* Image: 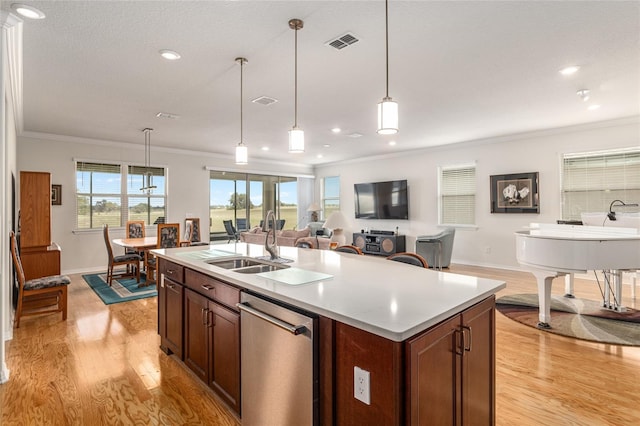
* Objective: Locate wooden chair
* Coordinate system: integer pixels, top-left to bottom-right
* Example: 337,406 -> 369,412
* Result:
296,239 -> 315,249
185,218 -> 209,246
335,245 -> 363,255
103,224 -> 141,286
9,231 -> 71,328
145,223 -> 186,286
386,252 -> 429,268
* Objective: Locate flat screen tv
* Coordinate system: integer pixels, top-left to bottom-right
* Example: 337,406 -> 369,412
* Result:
354,179 -> 408,219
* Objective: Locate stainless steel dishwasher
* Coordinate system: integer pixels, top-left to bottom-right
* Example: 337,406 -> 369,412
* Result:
238,292 -> 318,426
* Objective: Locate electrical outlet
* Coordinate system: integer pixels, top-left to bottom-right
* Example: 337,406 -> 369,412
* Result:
354,366 -> 371,405
484,246 -> 491,254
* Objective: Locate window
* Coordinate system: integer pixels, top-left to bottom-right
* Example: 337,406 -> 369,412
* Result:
562,148 -> 640,221
209,171 -> 297,233
75,161 -> 166,229
438,164 -> 476,226
322,176 -> 340,220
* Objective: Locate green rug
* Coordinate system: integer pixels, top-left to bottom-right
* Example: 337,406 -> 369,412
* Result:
82,272 -> 157,305
496,294 -> 640,346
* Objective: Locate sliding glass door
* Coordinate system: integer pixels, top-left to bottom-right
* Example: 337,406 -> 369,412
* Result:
209,171 -> 297,234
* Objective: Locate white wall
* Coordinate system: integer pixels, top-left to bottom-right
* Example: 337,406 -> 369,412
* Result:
314,117 -> 640,270
17,134 -> 313,274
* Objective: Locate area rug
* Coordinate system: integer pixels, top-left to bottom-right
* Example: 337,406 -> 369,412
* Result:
496,294 -> 640,346
82,273 -> 157,305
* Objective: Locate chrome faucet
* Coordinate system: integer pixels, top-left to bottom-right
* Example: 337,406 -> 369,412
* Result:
262,210 -> 278,260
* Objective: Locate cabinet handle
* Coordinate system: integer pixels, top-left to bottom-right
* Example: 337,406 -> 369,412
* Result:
454,328 -> 464,356
166,269 -> 175,275
209,310 -> 215,327
462,325 -> 472,353
201,284 -> 215,292
201,308 -> 209,326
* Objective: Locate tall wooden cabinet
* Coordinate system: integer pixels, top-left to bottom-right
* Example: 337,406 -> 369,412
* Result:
19,171 -> 61,280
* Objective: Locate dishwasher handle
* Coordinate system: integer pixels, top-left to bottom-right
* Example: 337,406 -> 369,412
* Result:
237,302 -> 307,336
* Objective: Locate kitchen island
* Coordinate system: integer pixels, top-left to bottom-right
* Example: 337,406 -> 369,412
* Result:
153,242 -> 505,425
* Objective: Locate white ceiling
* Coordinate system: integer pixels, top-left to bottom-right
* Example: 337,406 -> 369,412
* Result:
5,1 -> 640,165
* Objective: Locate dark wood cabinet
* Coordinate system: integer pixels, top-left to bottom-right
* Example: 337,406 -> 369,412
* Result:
333,296 -> 495,426
182,271 -> 241,414
406,296 -> 495,425
158,260 -> 184,357
20,171 -> 61,280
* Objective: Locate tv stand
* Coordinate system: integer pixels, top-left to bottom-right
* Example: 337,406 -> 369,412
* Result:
353,232 -> 405,256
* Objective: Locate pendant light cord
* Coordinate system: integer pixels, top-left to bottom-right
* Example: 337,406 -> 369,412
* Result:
240,59 -> 244,143
385,0 -> 389,99
294,25 -> 298,127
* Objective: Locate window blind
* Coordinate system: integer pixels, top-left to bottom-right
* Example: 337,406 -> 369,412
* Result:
562,149 -> 640,220
439,165 -> 476,225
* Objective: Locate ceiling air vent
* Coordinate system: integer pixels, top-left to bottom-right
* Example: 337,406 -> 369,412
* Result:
325,32 -> 360,50
252,96 -> 278,106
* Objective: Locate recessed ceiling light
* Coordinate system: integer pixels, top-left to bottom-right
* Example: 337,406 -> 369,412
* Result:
12,3 -> 45,19
559,65 -> 580,76
261,146 -> 270,151
388,141 -> 397,146
588,104 -> 601,111
156,112 -> 180,119
347,132 -> 363,138
576,89 -> 590,102
323,144 -> 331,148
331,128 -> 341,133
159,50 -> 181,60
317,154 -> 323,159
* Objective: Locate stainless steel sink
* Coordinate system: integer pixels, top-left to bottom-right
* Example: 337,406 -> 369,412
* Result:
233,264 -> 290,274
206,256 -> 290,274
206,257 -> 262,269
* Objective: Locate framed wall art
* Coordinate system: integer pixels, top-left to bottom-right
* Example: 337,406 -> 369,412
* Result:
51,184 -> 62,205
490,172 -> 539,213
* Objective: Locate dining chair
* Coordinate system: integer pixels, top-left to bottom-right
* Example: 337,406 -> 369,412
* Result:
223,220 -> 239,242
145,223 -> 184,286
335,245 -> 363,255
125,220 -> 146,269
236,218 -> 248,232
296,240 -> 315,249
103,224 -> 141,286
9,231 -> 71,328
386,252 -> 429,268
185,218 -> 209,246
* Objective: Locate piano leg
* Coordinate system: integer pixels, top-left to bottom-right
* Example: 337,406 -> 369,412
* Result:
564,274 -> 575,298
602,270 -> 626,312
533,271 -> 559,329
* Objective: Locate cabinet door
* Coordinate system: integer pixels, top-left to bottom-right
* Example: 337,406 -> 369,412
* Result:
460,296 -> 495,425
407,314 -> 461,426
20,171 -> 51,249
209,302 -> 241,414
160,277 -> 184,358
184,289 -> 210,383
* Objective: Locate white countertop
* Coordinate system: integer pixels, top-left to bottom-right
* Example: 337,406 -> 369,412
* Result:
153,243 -> 506,342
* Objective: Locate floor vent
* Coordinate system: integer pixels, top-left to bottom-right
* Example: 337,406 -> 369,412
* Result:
325,32 -> 360,50
252,96 -> 278,106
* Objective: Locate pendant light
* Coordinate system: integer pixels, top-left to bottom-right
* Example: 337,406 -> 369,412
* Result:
377,0 -> 398,135
288,18 -> 304,153
140,128 -> 157,194
235,57 -> 248,165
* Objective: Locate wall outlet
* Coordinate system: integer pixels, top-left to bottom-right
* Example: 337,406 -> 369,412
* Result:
186,212 -> 193,218
484,246 -> 491,254
354,366 -> 371,405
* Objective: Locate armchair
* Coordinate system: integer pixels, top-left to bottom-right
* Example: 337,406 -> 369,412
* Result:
223,220 -> 240,242
416,227 -> 455,269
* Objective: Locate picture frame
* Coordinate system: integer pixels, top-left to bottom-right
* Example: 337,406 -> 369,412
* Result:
490,172 -> 539,213
51,184 -> 62,206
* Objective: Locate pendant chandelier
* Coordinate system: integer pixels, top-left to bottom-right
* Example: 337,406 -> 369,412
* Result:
377,0 -> 398,135
140,128 -> 157,194
235,57 -> 248,165
288,18 -> 304,153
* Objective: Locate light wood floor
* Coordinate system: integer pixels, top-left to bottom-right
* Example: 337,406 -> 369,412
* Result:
1,265 -> 639,425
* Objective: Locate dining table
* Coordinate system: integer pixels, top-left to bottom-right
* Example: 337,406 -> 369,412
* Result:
112,237 -> 158,251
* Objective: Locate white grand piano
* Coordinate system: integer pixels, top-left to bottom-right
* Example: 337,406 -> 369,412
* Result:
515,223 -> 640,328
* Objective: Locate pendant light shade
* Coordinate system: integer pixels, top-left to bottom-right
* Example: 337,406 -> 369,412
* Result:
140,128 -> 157,194
288,19 -> 304,153
377,0 -> 398,135
235,57 -> 248,165
377,97 -> 398,135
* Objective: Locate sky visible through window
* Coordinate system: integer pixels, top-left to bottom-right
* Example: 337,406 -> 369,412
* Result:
210,180 -> 297,206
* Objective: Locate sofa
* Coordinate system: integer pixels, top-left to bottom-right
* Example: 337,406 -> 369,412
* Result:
240,226 -> 311,247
